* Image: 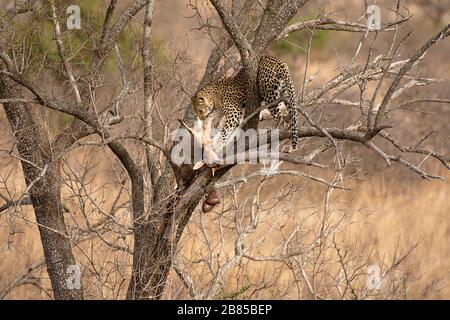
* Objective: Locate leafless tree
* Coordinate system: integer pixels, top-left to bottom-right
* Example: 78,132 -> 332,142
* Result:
0,0 -> 448,299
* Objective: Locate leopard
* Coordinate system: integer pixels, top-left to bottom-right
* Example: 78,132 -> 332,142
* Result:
191,68 -> 246,147
191,55 -> 299,149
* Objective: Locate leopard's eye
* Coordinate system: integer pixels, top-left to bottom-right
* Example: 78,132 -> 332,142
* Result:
198,97 -> 204,102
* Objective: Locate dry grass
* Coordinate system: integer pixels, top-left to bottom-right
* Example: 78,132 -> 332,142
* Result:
0,0 -> 448,300
168,168 -> 450,299
1,162 -> 448,299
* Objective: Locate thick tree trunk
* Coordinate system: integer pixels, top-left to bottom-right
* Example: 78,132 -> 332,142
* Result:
125,162 -> 230,299
126,224 -> 174,300
126,166 -> 183,300
0,75 -> 83,299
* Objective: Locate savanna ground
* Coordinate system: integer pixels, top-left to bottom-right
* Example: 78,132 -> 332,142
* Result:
0,0 -> 449,299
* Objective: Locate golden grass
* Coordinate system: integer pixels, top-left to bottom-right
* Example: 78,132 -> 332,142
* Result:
0,159 -> 448,299
173,171 -> 450,299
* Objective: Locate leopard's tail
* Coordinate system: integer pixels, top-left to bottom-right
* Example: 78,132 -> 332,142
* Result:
285,79 -> 298,149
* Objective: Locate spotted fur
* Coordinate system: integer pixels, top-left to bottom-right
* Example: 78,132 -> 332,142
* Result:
192,56 -> 299,148
257,56 -> 298,149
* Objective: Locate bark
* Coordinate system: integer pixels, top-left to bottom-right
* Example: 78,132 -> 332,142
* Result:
124,0 -> 309,299
0,75 -> 83,299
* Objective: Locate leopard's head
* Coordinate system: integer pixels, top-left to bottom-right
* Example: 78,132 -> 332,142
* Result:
192,91 -> 214,120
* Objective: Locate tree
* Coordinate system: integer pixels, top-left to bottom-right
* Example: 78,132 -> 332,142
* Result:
0,0 -> 448,299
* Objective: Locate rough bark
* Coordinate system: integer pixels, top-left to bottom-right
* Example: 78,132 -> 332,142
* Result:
0,74 -> 83,299
124,0 -> 309,299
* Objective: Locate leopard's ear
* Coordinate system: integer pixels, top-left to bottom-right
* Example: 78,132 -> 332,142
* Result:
191,94 -> 195,105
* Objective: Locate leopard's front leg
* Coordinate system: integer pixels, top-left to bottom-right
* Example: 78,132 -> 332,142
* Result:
219,108 -> 243,147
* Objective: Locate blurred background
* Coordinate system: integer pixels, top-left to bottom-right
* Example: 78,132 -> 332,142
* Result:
0,0 -> 448,299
